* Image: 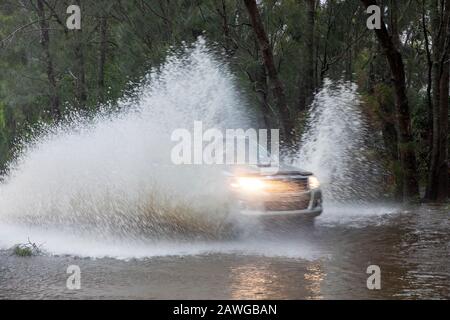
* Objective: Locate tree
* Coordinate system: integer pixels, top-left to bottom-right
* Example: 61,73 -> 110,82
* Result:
421,0 -> 433,156
426,0 -> 450,202
361,0 -> 419,201
36,0 -> 61,120
298,0 -> 316,112
243,0 -> 296,148
97,7 -> 108,103
72,0 -> 87,110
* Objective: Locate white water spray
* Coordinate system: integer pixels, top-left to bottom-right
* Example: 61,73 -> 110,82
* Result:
296,79 -> 385,201
0,42 -> 394,259
0,38 -> 251,242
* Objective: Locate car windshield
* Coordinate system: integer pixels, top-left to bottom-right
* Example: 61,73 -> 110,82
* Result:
223,136 -> 273,166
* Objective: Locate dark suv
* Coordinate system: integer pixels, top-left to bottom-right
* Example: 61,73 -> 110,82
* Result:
225,163 -> 323,219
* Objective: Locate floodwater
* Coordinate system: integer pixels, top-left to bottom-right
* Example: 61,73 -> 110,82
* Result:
0,204 -> 448,300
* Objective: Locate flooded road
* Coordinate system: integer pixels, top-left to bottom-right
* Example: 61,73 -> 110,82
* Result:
0,204 -> 448,300
2,47 -> 438,300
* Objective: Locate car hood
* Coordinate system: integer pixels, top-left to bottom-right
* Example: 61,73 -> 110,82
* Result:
225,163 -> 313,177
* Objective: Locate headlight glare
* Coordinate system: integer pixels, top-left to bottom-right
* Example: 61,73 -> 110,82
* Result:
231,177 -> 266,192
308,176 -> 320,189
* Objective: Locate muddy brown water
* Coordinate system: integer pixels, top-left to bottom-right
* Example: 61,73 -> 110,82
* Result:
0,204 -> 448,299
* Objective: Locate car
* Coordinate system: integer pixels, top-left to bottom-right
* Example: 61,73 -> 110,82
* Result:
224,163 -> 323,221
219,134 -> 323,223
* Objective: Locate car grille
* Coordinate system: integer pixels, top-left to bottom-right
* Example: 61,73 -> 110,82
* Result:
264,195 -> 311,211
264,178 -> 309,193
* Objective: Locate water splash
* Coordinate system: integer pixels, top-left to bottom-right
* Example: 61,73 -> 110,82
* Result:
0,43 -> 395,259
295,79 -> 385,201
0,38 -> 251,242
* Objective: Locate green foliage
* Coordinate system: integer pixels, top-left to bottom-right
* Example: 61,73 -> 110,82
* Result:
11,239 -> 43,257
13,245 -> 33,257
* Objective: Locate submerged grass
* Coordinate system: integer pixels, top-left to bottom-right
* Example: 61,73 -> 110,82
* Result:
11,238 -> 43,257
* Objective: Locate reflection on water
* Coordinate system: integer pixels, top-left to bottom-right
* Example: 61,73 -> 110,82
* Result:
304,263 -> 325,300
230,263 -> 281,299
393,205 -> 450,299
0,204 -> 448,299
230,260 -> 326,300
229,260 -> 326,300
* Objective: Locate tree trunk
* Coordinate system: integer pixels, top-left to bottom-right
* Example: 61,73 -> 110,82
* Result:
426,0 -> 450,202
361,0 -> 419,201
421,0 -> 434,159
298,0 -> 316,112
369,40 -> 403,199
243,0 -> 296,147
36,0 -> 61,120
217,0 -> 236,55
98,14 -> 108,103
73,0 -> 87,111
255,62 -> 272,130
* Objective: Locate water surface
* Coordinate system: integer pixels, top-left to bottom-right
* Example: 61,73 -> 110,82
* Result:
1,205 -> 448,299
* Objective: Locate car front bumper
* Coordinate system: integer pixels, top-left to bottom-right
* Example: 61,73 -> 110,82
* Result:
235,189 -> 323,219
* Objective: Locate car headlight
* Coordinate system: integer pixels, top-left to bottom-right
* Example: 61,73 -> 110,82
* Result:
230,177 -> 266,192
308,176 -> 320,189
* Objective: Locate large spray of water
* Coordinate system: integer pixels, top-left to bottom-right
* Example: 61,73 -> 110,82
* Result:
0,40 -> 393,258
295,80 -> 385,201
0,38 -> 251,241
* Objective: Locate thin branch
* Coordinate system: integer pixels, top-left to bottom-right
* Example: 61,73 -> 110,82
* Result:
0,19 -> 40,46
